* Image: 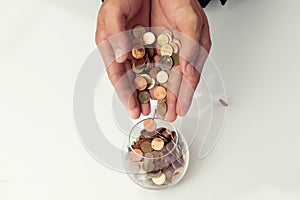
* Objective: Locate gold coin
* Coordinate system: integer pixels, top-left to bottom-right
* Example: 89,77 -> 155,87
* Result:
162,29 -> 173,41
152,173 -> 166,185
132,46 -> 146,59
153,86 -> 167,100
132,25 -> 146,38
134,76 -> 148,91
151,137 -> 164,151
171,53 -> 180,66
141,141 -> 153,153
143,118 -> 157,132
143,32 -> 156,45
156,70 -> 169,84
139,91 -> 150,103
160,44 -> 173,56
157,101 -> 167,116
157,33 -> 170,46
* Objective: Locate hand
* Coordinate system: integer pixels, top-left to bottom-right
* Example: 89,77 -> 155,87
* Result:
95,0 -> 151,119
151,0 -> 212,122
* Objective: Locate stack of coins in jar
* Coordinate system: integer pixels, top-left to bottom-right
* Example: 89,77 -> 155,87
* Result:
124,118 -> 189,189
130,25 -> 181,117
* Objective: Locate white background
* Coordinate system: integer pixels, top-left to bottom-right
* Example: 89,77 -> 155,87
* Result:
1,0 -> 300,199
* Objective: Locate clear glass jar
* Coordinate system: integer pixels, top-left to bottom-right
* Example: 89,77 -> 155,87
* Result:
123,118 -> 189,189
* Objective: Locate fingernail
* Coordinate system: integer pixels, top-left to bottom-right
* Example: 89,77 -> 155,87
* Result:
115,48 -> 124,63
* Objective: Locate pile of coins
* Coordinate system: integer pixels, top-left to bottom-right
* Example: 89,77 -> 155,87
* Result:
124,118 -> 188,188
131,25 -> 181,116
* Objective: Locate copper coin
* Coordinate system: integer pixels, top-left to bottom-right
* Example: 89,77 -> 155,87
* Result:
157,33 -> 170,46
132,25 -> 146,38
151,138 -> 164,151
219,99 -> 229,107
143,32 -> 156,45
159,55 -> 173,71
129,149 -> 143,162
156,71 -> 169,84
153,86 -> 167,100
141,141 -> 153,153
138,91 -> 150,103
171,173 -> 181,183
157,101 -> 167,116
149,67 -> 161,79
143,118 -> 157,132
132,46 -> 146,59
135,57 -> 147,67
160,44 -> 173,56
152,173 -> 166,185
134,76 -> 148,91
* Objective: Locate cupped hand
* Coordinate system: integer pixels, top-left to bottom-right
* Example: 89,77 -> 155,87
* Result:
95,0 -> 151,119
151,0 -> 212,122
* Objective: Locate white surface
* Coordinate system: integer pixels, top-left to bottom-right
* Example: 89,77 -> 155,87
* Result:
1,0 -> 300,199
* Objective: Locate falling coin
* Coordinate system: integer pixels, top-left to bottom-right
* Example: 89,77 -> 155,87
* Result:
132,37 -> 144,47
139,91 -> 150,103
153,86 -> 167,100
172,38 -> 182,48
143,118 -> 157,132
140,74 -> 152,85
160,44 -> 173,56
132,25 -> 146,38
156,70 -> 169,84
132,46 -> 146,59
219,99 -> 229,107
147,78 -> 156,90
162,29 -> 173,42
157,33 -> 170,46
134,76 -> 148,91
143,32 -> 156,45
159,55 -> 173,71
151,137 -> 164,151
132,63 -> 145,74
152,173 -> 166,185
170,42 -> 179,54
157,101 -> 167,116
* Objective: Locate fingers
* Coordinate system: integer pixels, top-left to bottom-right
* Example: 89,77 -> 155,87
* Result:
99,2 -> 131,63
165,65 -> 182,122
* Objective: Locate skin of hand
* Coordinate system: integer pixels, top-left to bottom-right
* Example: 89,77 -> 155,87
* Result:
151,0 -> 211,122
95,0 -> 151,119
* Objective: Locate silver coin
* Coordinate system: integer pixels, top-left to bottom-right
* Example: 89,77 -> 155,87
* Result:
159,55 -> 173,71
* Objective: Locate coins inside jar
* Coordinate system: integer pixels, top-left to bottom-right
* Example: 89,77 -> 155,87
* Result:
125,118 -> 188,188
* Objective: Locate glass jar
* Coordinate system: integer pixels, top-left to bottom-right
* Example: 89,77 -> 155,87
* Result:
123,118 -> 189,189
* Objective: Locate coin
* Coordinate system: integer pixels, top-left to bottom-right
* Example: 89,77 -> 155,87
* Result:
151,137 -> 164,151
134,57 -> 147,67
157,33 -> 170,46
143,118 -> 157,132
147,78 -> 156,90
143,32 -> 156,45
162,29 -> 173,42
157,101 -> 167,116
132,37 -> 144,46
140,74 -> 152,85
141,141 -> 153,153
159,55 -> 173,71
149,67 -> 161,79
133,25 -> 146,38
170,42 -> 179,54
144,152 -> 154,159
156,70 -> 169,84
129,149 -> 143,162
134,76 -> 148,91
132,63 -> 145,74
153,86 -> 167,100
132,46 -> 146,59
160,44 -> 173,56
173,167 -> 184,175
152,173 -> 166,185
171,173 -> 181,183
172,38 -> 182,48
171,53 -> 180,66
219,99 -> 229,107
138,91 -> 150,103
142,161 -> 155,172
